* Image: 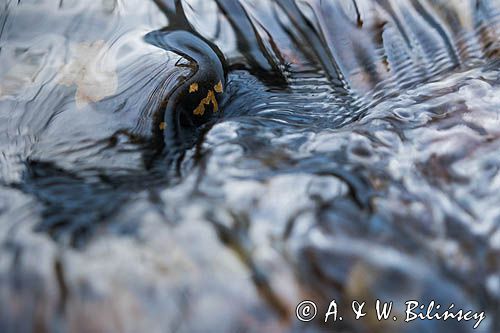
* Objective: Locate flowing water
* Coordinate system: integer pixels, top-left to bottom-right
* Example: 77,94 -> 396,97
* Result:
1,0 -> 500,332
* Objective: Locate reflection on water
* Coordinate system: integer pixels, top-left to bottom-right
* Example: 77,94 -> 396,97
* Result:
0,0 -> 500,332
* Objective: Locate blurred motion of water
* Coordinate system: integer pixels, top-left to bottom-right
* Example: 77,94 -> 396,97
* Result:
0,0 -> 500,332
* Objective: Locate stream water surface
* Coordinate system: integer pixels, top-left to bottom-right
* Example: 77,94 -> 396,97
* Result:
1,0 -> 500,332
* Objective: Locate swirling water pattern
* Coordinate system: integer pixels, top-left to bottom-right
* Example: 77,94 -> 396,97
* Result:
0,0 -> 500,332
